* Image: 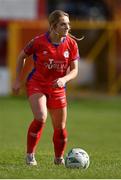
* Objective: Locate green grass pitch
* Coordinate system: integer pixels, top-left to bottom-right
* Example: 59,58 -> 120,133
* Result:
0,95 -> 121,178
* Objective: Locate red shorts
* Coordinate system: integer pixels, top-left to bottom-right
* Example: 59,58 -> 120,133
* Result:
26,79 -> 67,109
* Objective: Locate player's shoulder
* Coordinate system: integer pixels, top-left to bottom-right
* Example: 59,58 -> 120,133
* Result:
33,33 -> 46,43
66,35 -> 78,47
31,33 -> 47,49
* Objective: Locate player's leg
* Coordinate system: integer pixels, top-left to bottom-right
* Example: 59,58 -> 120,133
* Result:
49,107 -> 68,165
26,93 -> 47,165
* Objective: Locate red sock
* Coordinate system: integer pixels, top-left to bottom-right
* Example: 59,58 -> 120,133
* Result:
27,119 -> 45,153
53,128 -> 67,158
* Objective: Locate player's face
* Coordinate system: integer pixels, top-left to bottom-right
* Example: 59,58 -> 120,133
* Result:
55,16 -> 70,37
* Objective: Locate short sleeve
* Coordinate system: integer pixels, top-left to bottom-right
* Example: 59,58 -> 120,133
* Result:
24,39 -> 36,56
71,41 -> 80,61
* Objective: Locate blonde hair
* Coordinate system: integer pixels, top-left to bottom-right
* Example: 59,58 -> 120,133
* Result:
48,10 -> 69,27
48,10 -> 84,41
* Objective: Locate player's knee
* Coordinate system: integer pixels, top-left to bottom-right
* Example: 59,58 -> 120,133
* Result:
53,121 -> 66,129
35,112 -> 47,122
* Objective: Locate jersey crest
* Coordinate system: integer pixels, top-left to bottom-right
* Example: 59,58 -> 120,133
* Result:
63,50 -> 69,58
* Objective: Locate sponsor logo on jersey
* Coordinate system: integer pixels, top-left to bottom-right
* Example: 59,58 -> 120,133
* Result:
44,59 -> 68,71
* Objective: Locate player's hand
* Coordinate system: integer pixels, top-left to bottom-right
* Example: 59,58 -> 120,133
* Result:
12,80 -> 21,95
53,78 -> 66,88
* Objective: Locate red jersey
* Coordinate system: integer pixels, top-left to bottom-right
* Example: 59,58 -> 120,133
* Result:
24,32 -> 79,85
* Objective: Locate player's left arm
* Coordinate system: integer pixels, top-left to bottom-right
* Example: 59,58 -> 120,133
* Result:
64,60 -> 78,82
63,41 -> 79,83
54,60 -> 78,88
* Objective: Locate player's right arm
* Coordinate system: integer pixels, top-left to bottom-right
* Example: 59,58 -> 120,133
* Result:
12,50 -> 28,95
12,38 -> 36,95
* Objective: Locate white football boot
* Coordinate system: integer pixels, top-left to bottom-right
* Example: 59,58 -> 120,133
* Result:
54,157 -> 65,165
26,153 -> 37,166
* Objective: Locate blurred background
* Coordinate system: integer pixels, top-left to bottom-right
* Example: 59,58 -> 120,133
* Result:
0,0 -> 121,96
1,1 -> 121,178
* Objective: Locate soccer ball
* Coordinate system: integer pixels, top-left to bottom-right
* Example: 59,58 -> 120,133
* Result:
65,148 -> 90,169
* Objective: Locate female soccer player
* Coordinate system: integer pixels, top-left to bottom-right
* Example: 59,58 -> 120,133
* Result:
12,10 -> 80,166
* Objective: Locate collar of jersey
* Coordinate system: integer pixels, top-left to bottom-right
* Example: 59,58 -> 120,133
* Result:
45,32 -> 66,47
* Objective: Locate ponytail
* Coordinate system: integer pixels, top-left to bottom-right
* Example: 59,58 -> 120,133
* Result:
68,33 -> 84,41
